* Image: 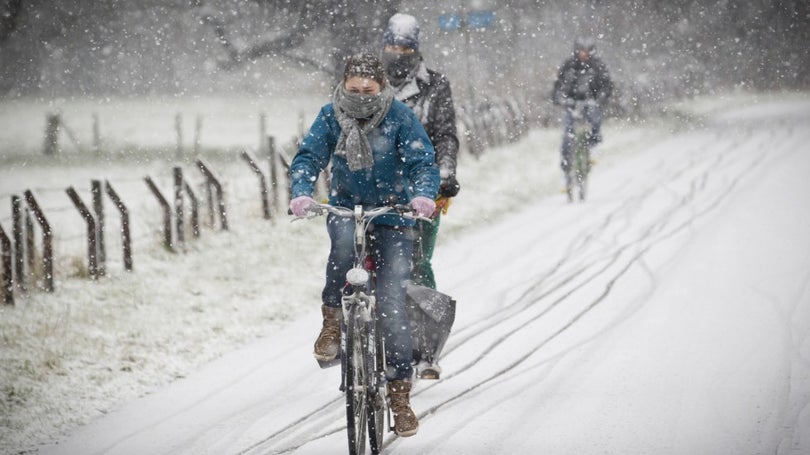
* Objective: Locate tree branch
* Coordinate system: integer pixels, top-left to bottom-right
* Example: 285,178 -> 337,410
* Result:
201,5 -> 329,73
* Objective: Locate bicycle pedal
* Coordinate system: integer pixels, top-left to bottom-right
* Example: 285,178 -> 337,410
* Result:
416,361 -> 442,380
419,370 -> 440,380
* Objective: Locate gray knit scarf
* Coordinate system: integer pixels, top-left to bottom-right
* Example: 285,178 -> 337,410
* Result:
333,84 -> 394,171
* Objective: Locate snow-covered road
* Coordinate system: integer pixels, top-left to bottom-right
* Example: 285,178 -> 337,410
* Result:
36,97 -> 810,454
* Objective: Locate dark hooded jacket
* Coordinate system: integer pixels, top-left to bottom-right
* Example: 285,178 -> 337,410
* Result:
392,61 -> 459,176
552,55 -> 613,105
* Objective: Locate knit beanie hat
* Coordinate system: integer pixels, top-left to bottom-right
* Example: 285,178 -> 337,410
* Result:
383,13 -> 420,51
343,53 -> 387,87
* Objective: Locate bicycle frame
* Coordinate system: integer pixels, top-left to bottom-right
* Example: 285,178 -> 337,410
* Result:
565,101 -> 594,202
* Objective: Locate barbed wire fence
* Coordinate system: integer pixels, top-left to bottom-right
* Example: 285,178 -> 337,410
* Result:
0,136 -> 298,306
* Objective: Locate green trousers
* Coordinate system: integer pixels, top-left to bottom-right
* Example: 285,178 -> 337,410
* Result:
411,215 -> 441,289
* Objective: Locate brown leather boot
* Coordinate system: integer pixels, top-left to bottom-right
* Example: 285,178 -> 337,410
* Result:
387,380 -> 418,437
313,305 -> 341,361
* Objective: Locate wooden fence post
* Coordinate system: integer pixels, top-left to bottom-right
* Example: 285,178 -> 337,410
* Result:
184,180 -> 200,237
173,167 -> 185,247
43,113 -> 59,156
24,210 -> 34,285
10,195 -> 25,293
175,113 -> 183,160
66,187 -> 98,280
93,113 -> 101,155
196,159 -> 228,231
240,150 -> 271,220
104,181 -> 133,271
23,190 -> 54,292
193,114 -> 202,156
0,223 -> 13,305
144,176 -> 173,251
268,136 -> 279,213
91,180 -> 106,276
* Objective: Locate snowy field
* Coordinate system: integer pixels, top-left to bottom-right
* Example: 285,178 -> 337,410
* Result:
2,91 -> 809,454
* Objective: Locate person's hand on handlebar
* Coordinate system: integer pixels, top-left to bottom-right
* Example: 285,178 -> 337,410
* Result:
410,196 -> 436,218
290,196 -> 317,217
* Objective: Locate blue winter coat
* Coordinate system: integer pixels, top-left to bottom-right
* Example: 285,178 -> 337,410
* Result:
290,99 -> 440,226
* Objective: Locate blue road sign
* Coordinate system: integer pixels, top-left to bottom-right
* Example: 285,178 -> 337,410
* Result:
438,13 -> 462,31
467,10 -> 494,29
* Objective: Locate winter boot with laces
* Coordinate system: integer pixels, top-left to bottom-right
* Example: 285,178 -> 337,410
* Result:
313,305 -> 341,361
387,380 -> 419,437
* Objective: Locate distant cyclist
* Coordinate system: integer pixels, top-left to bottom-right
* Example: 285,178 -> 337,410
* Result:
552,37 -> 613,180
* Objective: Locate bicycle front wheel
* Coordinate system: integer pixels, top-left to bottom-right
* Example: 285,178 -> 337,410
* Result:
344,308 -> 368,455
574,131 -> 591,201
366,317 -> 386,454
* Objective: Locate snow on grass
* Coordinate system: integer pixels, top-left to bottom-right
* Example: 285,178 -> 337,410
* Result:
0,94 -> 327,158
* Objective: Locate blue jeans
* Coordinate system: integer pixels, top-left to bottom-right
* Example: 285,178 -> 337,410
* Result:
560,103 -> 603,172
322,214 -> 414,380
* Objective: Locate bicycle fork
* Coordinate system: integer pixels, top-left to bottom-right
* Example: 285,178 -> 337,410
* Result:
339,280 -> 374,393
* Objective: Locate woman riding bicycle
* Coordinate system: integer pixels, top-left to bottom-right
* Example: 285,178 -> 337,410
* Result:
289,53 -> 439,438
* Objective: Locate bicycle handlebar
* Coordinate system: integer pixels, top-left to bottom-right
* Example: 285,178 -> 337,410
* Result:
295,202 -> 433,224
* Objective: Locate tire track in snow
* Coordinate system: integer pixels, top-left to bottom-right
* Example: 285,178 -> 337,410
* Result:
382,124 -> 780,451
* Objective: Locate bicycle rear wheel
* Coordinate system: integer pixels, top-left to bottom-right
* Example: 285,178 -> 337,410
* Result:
344,307 -> 368,455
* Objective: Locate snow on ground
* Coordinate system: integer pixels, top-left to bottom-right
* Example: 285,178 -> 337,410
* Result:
2,91 -> 809,454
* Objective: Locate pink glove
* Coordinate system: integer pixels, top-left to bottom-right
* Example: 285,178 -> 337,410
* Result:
290,196 -> 317,217
410,196 -> 436,218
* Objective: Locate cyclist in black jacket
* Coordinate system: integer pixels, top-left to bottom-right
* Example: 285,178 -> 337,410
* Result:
381,12 -> 460,380
552,37 -> 613,174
